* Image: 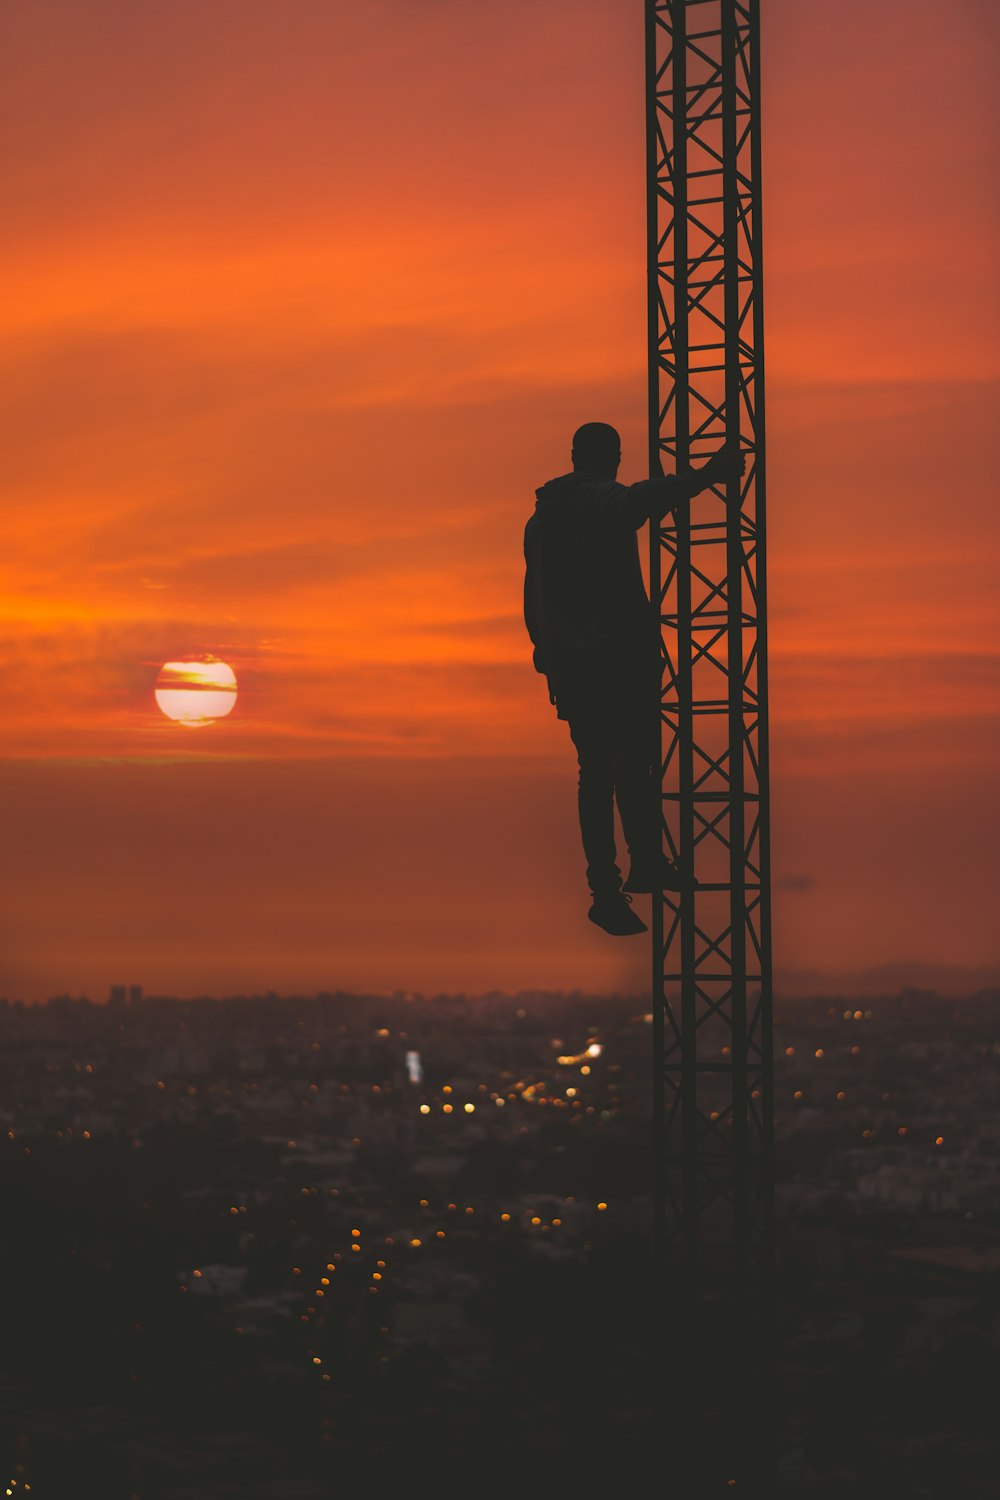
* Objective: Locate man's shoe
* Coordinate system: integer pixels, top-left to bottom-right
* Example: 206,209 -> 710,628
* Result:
622,854 -> 698,893
588,891 -> 648,937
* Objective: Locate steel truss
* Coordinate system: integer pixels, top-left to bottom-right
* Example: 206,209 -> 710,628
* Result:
645,0 -> 773,1291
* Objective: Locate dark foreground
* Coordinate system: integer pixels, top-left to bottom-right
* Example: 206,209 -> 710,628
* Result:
0,988 -> 997,1497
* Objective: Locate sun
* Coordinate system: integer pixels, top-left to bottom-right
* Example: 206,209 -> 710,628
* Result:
154,655 -> 238,727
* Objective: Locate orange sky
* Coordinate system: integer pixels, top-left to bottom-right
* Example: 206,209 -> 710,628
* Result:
2,0 -> 998,1002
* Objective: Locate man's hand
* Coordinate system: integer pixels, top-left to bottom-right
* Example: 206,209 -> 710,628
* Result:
702,444 -> 747,488
654,446 -> 749,517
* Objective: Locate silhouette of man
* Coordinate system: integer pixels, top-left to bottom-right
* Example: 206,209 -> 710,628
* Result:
524,422 -> 745,936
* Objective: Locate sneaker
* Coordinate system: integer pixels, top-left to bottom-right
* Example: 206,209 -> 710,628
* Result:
622,854 -> 698,893
588,891 -> 648,937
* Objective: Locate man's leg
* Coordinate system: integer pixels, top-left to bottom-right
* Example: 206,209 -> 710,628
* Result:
565,703 -> 622,898
612,670 -> 693,891
614,743 -> 658,871
612,669 -> 659,869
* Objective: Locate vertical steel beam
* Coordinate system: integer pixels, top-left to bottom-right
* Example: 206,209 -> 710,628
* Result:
720,0 -> 749,1285
644,0 -> 666,1270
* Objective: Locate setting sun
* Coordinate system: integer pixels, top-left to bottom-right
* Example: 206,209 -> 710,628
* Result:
154,657 -> 238,728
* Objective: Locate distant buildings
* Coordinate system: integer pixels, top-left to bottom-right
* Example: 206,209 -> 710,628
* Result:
108,983 -> 143,1006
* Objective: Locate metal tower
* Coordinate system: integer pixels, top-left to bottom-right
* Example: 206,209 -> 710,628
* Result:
645,0 -> 773,1291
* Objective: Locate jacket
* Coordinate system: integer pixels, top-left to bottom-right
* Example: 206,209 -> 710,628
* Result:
523,470 -> 669,714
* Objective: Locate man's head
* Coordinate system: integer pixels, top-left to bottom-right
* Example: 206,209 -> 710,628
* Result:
571,422 -> 621,480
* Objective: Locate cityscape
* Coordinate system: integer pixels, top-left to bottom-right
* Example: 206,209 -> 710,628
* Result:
0,985 -> 997,1495
4,1 -> 995,1497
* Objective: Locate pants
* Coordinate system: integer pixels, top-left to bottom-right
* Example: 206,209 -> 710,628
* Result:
555,656 -> 657,898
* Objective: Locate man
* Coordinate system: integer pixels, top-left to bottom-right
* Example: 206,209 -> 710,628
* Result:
524,421 -> 745,936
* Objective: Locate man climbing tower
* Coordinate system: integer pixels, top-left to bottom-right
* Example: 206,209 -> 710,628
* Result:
524,422 -> 745,936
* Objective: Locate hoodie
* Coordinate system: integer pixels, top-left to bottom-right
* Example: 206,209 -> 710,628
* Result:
523,471 -> 666,713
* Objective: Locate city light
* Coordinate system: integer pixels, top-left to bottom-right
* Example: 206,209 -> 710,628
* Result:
406,1050 -> 423,1084
556,1042 -> 603,1066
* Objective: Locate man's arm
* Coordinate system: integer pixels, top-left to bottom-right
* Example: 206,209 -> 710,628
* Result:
522,526 -> 548,678
631,445 -> 747,524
